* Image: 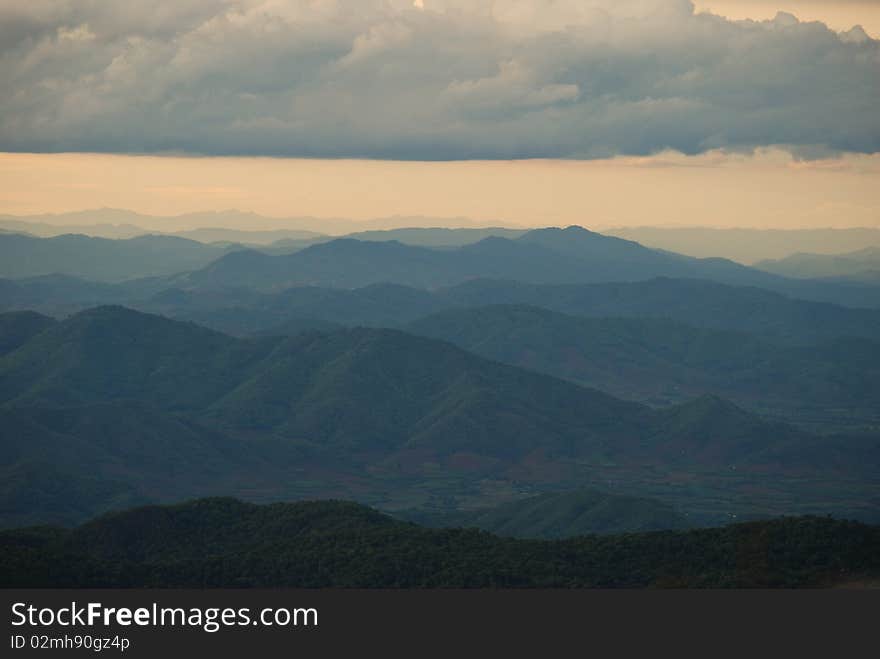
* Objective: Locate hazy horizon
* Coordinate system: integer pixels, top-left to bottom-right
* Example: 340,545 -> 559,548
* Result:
4,203 -> 880,233
1,149 -> 879,231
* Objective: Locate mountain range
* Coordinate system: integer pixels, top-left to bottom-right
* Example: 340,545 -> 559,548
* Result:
6,274 -> 880,347
174,227 -> 880,307
1,306 -> 877,529
4,226 -> 880,308
137,277 -> 880,347
6,210 -> 880,265
4,276 -> 880,431
1,220 -> 877,541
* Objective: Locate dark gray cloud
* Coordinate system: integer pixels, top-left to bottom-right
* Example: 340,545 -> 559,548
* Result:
0,0 -> 877,159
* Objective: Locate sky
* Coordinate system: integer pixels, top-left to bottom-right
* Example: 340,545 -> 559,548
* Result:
694,1 -> 880,36
0,1 -> 878,229
2,149 -> 879,230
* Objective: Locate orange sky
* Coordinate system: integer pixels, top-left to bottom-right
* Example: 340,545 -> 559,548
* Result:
694,1 -> 880,37
1,149 -> 878,230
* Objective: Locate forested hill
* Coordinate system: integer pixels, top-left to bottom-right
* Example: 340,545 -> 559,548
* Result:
1,305 -> 878,530
1,498 -> 877,588
406,304 -> 880,428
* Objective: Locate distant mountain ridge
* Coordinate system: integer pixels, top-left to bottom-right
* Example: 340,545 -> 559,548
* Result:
6,211 -> 880,264
0,208 -> 516,238
175,227 -> 880,308
2,224 -> 879,308
756,247 -> 880,281
0,232 -> 234,281
606,226 -> 880,263
5,274 -> 879,347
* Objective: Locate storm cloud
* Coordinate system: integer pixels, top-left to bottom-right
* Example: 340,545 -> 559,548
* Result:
0,0 -> 877,159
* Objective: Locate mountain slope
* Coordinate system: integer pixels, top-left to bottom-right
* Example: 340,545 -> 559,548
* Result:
0,401 -> 309,527
0,307 -> 642,454
204,326 -> 644,460
0,310 -> 55,356
0,306 -> 280,409
407,304 -> 880,428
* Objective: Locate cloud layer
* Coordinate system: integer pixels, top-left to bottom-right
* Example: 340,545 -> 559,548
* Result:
1,0 -> 878,159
